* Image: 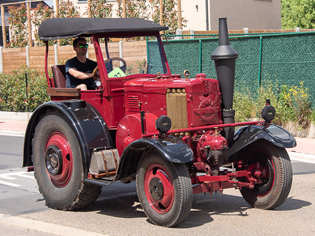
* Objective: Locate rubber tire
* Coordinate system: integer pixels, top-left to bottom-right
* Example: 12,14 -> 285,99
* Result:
33,113 -> 101,210
136,152 -> 193,227
239,140 -> 292,209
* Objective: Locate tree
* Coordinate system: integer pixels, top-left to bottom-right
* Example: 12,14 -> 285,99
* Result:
58,0 -> 81,45
116,0 -> 187,34
116,0 -> 149,19
7,4 -> 28,48
31,3 -> 54,46
6,0 -> 188,47
149,0 -> 187,34
86,0 -> 113,18
281,0 -> 315,29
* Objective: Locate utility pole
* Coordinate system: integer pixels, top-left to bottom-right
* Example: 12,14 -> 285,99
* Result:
54,0 -> 59,17
205,0 -> 209,31
1,5 -> 6,48
178,0 -> 182,29
88,0 -> 91,18
54,0 -> 60,45
160,0 -> 163,26
123,0 -> 126,18
26,1 -> 32,46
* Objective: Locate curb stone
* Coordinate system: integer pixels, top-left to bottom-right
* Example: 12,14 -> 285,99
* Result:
0,111 -> 33,121
288,152 -> 315,164
0,130 -> 25,137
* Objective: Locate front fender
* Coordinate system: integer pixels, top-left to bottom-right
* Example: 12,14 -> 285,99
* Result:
228,124 -> 296,158
115,136 -> 193,181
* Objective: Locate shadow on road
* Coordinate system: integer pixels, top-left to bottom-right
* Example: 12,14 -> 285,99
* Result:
274,196 -> 312,211
78,183 -> 312,229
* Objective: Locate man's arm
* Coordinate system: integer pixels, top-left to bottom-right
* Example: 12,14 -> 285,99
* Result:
68,68 -> 93,80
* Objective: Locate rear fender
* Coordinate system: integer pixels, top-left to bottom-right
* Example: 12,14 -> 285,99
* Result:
23,100 -> 113,176
228,124 -> 296,159
115,136 -> 193,181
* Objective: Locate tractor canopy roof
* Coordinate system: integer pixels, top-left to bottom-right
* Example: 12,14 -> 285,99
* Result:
38,18 -> 168,41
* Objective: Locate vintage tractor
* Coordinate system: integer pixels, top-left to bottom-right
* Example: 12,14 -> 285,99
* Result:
23,18 -> 296,227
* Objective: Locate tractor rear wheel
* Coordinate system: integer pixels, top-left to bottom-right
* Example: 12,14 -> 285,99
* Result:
136,152 -> 193,227
33,113 -> 101,210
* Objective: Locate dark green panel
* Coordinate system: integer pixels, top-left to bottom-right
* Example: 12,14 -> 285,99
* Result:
147,32 -> 315,106
164,40 -> 200,77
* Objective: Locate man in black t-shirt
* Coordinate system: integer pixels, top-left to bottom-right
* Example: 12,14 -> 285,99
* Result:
65,38 -> 97,90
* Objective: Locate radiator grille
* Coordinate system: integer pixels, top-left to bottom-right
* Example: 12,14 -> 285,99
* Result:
128,95 -> 140,112
166,89 -> 188,130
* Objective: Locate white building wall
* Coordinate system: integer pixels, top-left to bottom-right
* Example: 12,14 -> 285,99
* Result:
209,0 -> 281,30
181,0 -> 281,30
74,1 -> 88,16
181,0 -> 208,31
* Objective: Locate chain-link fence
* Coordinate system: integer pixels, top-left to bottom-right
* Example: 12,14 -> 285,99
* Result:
147,32 -> 315,106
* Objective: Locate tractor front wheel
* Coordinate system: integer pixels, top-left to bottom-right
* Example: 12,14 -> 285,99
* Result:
136,152 -> 193,227
239,141 -> 292,209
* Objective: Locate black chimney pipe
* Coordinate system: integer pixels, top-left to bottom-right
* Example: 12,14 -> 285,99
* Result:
211,18 -> 238,147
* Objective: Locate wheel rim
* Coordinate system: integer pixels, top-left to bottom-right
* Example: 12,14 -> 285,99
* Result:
144,163 -> 174,214
45,132 -> 73,188
246,150 -> 275,196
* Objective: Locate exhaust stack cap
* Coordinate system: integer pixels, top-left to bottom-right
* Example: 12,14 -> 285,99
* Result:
211,18 -> 239,60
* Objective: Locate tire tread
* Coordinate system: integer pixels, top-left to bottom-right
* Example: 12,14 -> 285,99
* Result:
33,113 -> 102,211
239,141 -> 292,210
136,152 -> 193,227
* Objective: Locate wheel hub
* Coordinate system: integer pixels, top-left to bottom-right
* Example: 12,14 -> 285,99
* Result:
44,132 -> 73,188
144,164 -> 175,214
149,177 -> 164,200
246,151 -> 274,196
45,145 -> 62,175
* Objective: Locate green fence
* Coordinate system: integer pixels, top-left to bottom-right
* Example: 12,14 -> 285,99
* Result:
147,32 -> 315,105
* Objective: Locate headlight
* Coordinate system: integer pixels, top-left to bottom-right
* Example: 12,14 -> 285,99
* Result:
155,115 -> 172,134
261,105 -> 276,123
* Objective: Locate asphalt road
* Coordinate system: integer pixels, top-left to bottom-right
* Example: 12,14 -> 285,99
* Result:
1,135 -> 315,235
0,135 -> 24,169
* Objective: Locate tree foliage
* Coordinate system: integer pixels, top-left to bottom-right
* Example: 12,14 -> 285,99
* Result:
31,3 -> 54,46
116,0 -> 149,19
281,0 -> 315,29
6,0 -> 187,47
116,0 -> 187,34
0,67 -> 50,112
7,4 -> 28,48
87,0 -> 113,18
149,0 -> 187,34
58,0 -> 81,45
58,0 -> 80,18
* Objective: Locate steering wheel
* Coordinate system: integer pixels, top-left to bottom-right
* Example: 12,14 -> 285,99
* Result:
92,57 -> 127,80
105,57 -> 127,73
92,66 -> 99,80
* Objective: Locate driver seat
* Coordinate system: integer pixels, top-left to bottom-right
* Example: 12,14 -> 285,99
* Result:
51,65 -> 66,88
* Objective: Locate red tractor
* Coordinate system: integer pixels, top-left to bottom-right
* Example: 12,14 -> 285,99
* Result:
23,18 -> 296,227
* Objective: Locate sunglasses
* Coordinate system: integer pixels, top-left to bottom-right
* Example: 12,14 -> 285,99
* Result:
76,44 -> 88,48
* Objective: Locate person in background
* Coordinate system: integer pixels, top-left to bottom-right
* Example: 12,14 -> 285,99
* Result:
65,38 -> 97,90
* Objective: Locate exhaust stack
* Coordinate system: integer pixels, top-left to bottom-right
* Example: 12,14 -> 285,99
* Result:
211,18 -> 239,146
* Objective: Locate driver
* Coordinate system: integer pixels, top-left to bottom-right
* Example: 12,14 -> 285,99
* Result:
65,38 -> 97,90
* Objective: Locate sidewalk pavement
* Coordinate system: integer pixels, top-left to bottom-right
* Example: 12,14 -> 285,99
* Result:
0,119 -> 27,136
